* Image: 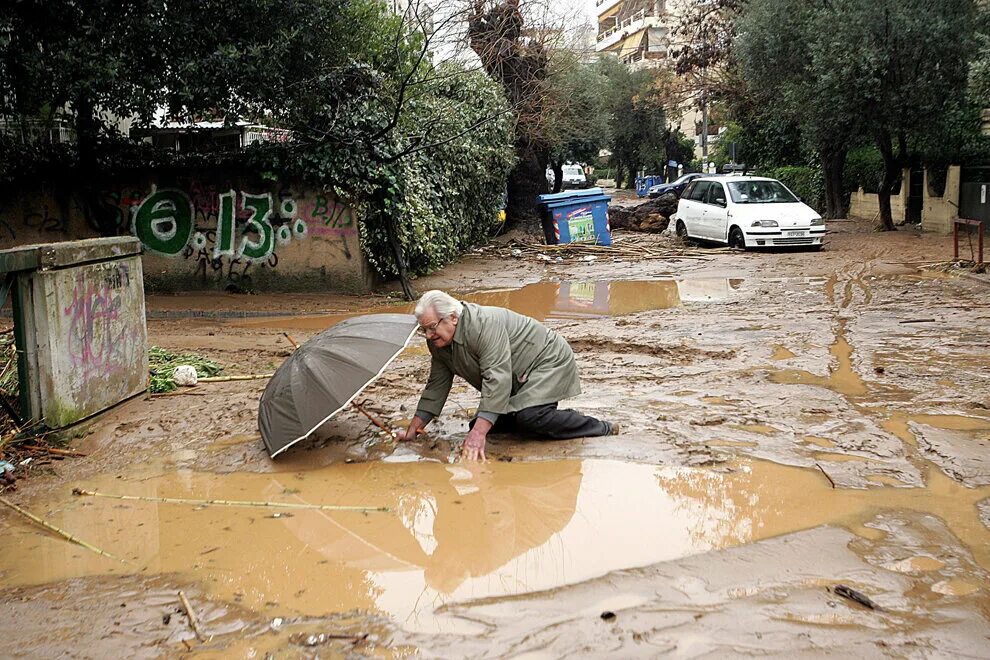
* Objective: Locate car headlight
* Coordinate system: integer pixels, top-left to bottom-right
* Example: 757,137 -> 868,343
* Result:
751,220 -> 779,227
810,217 -> 824,226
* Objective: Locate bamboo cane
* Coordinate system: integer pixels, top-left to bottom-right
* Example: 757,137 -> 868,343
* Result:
71,488 -> 388,512
178,591 -> 206,642
0,496 -> 127,562
197,374 -> 274,382
20,444 -> 87,457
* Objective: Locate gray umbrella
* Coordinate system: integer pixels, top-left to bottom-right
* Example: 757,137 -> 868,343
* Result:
259,313 -> 418,458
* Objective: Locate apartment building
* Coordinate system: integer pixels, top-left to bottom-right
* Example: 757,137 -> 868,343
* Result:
595,0 -> 674,67
595,0 -> 719,162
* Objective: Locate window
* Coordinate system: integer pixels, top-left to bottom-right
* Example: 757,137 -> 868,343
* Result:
727,180 -> 799,204
689,181 -> 711,201
706,183 -> 727,207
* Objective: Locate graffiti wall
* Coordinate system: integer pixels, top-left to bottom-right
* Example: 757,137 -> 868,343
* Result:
0,176 -> 371,292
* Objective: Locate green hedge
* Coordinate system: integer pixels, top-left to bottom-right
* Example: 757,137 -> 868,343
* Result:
764,165 -> 824,213
844,146 -> 884,194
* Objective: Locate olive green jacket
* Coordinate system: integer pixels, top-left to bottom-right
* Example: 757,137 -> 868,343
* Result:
415,302 -> 582,421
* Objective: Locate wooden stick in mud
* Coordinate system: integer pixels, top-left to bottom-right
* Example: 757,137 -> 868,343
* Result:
282,332 -> 299,349
0,496 -> 127,562
19,444 -> 87,457
815,463 -> 836,489
71,488 -> 389,512
178,591 -> 206,642
147,390 -> 209,398
197,374 -> 274,382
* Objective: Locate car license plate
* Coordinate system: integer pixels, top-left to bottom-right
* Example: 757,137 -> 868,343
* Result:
788,230 -> 806,236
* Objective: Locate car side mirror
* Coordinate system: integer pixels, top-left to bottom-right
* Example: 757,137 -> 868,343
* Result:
715,197 -> 726,207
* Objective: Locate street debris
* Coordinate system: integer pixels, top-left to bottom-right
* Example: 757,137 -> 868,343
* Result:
148,346 -> 223,393
71,487 -> 390,512
0,495 -> 126,562
832,584 -> 881,611
178,591 -> 207,642
470,232 -> 733,263
172,365 -> 199,386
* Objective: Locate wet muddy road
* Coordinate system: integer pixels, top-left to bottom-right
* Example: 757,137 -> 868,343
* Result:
2,220 -> 989,657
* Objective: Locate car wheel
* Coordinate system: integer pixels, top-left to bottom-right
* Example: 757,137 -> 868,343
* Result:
676,220 -> 688,238
729,226 -> 746,250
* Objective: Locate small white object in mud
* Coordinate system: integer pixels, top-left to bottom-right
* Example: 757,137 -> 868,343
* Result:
270,617 -> 283,630
172,365 -> 199,386
582,256 -> 597,262
511,249 -> 522,257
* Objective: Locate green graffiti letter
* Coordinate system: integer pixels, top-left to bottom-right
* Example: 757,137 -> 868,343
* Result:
214,190 -> 237,258
239,193 -> 275,261
132,188 -> 193,255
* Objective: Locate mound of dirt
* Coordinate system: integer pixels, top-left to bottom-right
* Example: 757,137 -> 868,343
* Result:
608,193 -> 679,233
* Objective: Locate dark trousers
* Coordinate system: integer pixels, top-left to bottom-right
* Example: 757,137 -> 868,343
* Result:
475,403 -> 610,439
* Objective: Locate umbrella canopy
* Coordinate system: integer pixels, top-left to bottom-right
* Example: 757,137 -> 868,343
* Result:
259,313 -> 418,457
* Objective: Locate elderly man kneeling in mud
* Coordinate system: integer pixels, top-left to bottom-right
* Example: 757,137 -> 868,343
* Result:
399,290 -> 616,460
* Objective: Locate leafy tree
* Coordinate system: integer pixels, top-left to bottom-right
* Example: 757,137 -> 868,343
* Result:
544,53 -> 611,193
733,0 -> 862,218
839,0 -> 977,230
598,57 -> 669,188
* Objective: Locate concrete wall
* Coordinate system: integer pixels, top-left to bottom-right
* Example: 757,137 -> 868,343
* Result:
0,175 -> 373,292
921,166 -> 961,235
848,167 -> 909,225
847,165 -> 961,234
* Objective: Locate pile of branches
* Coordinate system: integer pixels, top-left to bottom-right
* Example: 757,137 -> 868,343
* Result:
608,193 -> 681,233
921,260 -> 988,274
470,231 -> 734,263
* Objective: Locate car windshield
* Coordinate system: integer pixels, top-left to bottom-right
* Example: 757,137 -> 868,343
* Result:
674,173 -> 698,184
563,166 -> 583,176
727,180 -> 798,204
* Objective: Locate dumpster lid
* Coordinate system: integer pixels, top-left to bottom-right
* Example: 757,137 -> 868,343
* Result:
0,237 -> 143,274
537,188 -> 612,209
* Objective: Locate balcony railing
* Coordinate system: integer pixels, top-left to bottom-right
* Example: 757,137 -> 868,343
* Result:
0,118 -> 76,144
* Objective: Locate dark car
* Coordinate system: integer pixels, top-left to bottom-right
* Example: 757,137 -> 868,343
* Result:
647,172 -> 706,198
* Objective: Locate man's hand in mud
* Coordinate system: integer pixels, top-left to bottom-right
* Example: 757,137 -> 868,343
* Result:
461,428 -> 487,461
398,418 -> 425,442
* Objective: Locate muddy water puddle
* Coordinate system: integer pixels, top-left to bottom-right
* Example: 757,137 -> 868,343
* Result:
229,279 -> 744,331
2,458 -> 988,635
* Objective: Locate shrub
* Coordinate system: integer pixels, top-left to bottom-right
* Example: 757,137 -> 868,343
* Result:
844,146 -> 884,194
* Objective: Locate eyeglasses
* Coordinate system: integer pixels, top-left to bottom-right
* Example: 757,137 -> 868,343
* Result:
416,316 -> 449,337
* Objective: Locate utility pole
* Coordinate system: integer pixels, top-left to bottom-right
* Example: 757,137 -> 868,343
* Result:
700,67 -> 708,167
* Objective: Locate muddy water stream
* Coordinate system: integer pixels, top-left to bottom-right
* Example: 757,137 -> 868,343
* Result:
230,278 -> 744,331
1,458 -> 987,634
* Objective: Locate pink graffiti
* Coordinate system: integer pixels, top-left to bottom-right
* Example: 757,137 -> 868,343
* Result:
296,195 -> 356,234
62,265 -> 134,379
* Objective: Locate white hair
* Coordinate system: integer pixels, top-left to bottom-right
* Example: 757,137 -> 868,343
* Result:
415,290 -> 463,320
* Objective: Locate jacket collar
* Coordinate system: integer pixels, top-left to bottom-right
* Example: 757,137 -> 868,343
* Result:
452,301 -> 472,346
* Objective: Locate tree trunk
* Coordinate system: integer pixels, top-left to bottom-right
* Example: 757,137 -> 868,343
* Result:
820,147 -> 848,219
875,132 -> 898,231
626,161 -> 640,190
383,211 -> 415,301
505,147 -> 547,233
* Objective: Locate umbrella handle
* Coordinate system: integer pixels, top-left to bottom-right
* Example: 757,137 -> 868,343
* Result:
352,400 -> 398,437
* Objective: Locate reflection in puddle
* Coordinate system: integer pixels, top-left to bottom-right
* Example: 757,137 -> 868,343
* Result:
2,458 -> 987,633
229,279 -> 743,330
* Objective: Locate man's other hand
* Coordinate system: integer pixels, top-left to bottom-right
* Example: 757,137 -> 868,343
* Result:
461,428 -> 487,461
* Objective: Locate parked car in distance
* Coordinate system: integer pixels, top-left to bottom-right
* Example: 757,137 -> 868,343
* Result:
672,176 -> 826,249
561,164 -> 590,189
647,172 -> 705,198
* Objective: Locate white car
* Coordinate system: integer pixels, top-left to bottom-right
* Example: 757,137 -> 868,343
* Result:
673,176 -> 826,249
561,164 -> 590,189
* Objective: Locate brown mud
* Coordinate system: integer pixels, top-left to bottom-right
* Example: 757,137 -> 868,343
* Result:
2,219 -> 990,657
